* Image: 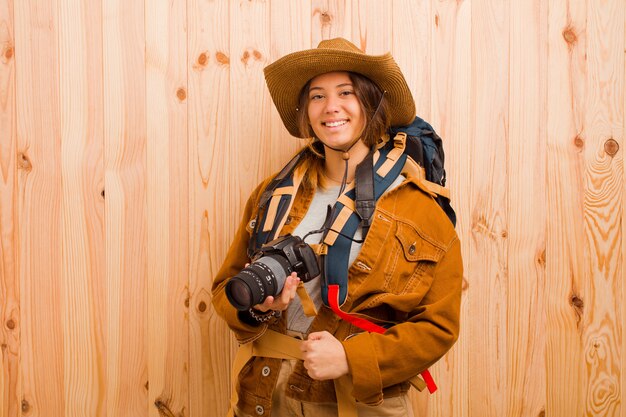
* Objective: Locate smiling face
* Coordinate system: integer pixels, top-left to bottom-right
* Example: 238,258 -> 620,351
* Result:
306,71 -> 366,151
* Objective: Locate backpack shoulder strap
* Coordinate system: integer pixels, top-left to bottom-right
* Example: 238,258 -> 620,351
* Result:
248,149 -> 306,257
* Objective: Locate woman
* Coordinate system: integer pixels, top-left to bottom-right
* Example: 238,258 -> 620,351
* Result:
212,38 -> 463,417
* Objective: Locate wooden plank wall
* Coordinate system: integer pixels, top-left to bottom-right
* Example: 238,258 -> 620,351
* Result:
0,0 -> 624,416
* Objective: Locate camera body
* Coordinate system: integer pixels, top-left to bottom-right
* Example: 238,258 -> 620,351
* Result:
225,235 -> 320,311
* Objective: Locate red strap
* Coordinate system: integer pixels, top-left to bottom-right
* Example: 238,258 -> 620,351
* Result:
327,284 -> 437,394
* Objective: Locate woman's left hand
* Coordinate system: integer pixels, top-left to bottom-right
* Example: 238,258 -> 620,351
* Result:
300,331 -> 349,380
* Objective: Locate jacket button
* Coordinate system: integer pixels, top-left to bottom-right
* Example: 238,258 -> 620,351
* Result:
261,366 -> 271,377
408,243 -> 416,255
255,405 -> 264,415
285,216 -> 292,224
249,219 -> 257,229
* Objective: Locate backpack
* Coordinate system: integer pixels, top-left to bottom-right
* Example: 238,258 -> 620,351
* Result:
388,116 -> 456,226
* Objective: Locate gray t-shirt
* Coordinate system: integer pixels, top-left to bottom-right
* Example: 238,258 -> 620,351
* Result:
287,175 -> 404,333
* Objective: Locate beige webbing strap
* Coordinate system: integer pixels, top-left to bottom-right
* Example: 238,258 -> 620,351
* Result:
265,169 -> 305,236
334,375 -> 358,417
323,206 -> 353,246
376,132 -> 407,177
228,330 -> 358,417
296,282 -> 318,317
403,157 -> 451,200
336,194 -> 355,212
263,196 -> 282,232
409,375 -> 427,392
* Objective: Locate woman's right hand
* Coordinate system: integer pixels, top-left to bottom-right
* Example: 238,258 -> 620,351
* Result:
252,272 -> 300,312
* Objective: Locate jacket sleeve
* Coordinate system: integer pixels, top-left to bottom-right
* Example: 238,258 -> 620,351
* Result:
341,236 -> 463,404
211,180 -> 275,343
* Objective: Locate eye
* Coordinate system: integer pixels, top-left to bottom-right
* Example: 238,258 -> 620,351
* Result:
340,90 -> 354,96
309,94 -> 324,101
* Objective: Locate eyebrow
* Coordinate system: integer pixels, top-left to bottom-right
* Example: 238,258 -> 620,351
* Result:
309,82 -> 354,92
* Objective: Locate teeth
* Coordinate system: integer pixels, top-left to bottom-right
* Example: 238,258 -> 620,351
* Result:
324,120 -> 347,128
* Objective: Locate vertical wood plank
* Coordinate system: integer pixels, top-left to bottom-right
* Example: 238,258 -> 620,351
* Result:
392,0 -> 431,121
545,0 -> 588,414
57,0 -> 106,414
350,0 -> 391,54
145,0 -> 189,415
468,0 -> 509,416
103,0 -> 148,415
580,0 -> 623,414
623,5 -> 626,416
507,1 -> 547,416
269,0 -> 310,162
311,0 -> 351,46
14,0 -> 64,414
429,0 -> 472,416
229,0 -> 270,204
0,1 -> 18,416
187,0 -> 232,416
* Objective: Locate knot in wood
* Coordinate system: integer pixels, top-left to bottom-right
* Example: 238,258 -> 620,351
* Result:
4,45 -> 13,60
216,51 -> 230,65
22,399 -> 30,413
6,319 -> 15,330
562,27 -> 577,45
18,153 -> 32,171
604,138 -> 619,157
570,294 -> 584,310
321,12 -> 332,24
198,301 -> 207,312
197,52 -> 208,66
176,88 -> 187,102
574,135 -> 584,149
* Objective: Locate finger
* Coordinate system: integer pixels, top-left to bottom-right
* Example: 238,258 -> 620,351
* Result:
253,296 -> 275,312
307,331 -> 323,341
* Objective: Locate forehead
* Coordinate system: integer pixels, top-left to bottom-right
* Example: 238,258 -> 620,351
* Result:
309,71 -> 352,88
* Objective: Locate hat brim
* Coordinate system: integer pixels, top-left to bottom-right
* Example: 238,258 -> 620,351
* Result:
264,48 -> 416,138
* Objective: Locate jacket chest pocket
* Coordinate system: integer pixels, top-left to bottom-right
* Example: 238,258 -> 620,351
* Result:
383,220 -> 444,295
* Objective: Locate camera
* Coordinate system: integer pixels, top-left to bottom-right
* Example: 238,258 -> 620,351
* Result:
226,235 -> 320,311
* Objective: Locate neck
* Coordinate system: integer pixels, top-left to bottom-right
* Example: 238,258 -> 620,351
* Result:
322,140 -> 370,184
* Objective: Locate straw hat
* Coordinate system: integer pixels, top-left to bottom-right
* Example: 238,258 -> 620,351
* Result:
263,38 -> 416,138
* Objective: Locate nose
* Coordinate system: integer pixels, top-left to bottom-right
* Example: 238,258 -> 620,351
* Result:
323,94 -> 340,113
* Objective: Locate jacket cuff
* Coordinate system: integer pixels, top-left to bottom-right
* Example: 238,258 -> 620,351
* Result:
342,332 -> 383,405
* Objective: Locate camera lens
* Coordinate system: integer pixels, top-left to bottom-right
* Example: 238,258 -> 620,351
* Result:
226,255 -> 292,311
225,279 -> 253,310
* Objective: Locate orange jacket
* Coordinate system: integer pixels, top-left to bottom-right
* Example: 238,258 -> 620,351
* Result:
211,168 -> 463,416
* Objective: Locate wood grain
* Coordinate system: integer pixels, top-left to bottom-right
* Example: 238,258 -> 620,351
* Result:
187,0 -> 232,416
103,0 -> 148,415
429,0 -> 472,416
580,0 -> 623,414
14,0 -> 64,415
229,0 -> 271,204
311,0 -> 351,45
468,0 -> 509,416
392,0 -> 431,120
0,1 -> 17,416
268,0 -> 309,160
506,1 -> 548,416
546,0 -> 591,415
58,0 -> 105,414
145,0 -> 189,415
